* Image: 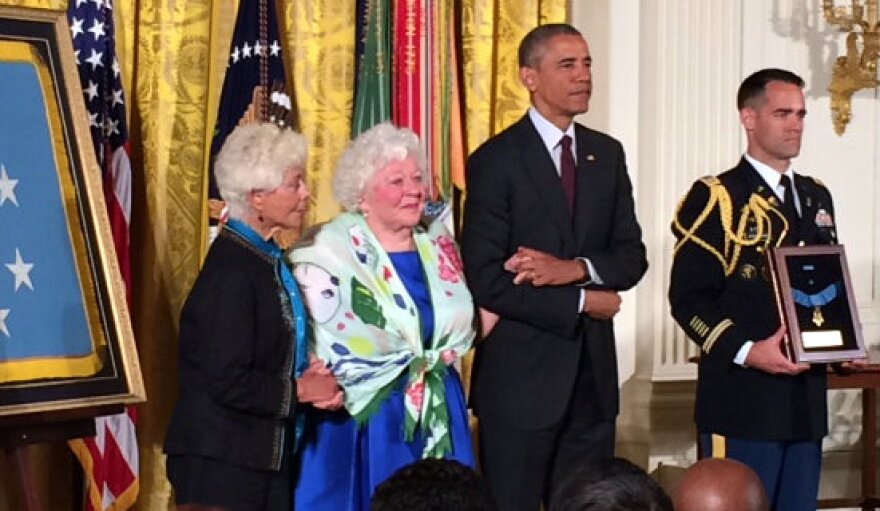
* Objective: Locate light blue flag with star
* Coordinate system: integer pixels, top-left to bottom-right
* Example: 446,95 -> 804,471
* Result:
0,44 -> 103,383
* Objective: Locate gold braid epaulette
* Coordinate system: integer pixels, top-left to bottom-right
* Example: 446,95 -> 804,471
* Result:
673,177 -> 789,275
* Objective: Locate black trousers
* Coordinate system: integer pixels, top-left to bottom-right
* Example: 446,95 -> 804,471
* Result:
478,345 -> 616,511
167,453 -> 291,511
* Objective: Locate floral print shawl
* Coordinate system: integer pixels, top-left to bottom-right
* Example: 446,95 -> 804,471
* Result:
289,213 -> 475,458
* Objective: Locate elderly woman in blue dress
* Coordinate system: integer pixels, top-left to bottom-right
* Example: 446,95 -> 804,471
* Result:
164,123 -> 342,511
291,122 -> 476,509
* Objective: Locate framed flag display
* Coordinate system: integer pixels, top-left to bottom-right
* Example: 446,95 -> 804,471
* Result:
0,6 -> 144,419
767,244 -> 867,364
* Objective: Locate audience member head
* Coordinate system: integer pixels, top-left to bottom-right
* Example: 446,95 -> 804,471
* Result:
370,458 -> 495,511
673,458 -> 769,511
550,457 -> 673,511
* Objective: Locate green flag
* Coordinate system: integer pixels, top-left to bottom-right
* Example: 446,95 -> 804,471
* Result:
352,0 -> 392,136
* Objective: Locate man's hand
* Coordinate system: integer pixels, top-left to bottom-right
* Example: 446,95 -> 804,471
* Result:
582,290 -> 621,320
744,326 -> 809,375
506,247 -> 587,286
837,358 -> 871,373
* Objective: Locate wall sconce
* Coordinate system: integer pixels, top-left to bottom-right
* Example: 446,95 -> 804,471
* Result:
822,0 -> 880,134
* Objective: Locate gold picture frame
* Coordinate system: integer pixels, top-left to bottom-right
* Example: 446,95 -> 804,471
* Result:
0,6 -> 144,421
767,245 -> 867,364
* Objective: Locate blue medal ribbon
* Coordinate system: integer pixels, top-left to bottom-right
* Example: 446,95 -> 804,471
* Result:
791,282 -> 841,328
791,282 -> 840,308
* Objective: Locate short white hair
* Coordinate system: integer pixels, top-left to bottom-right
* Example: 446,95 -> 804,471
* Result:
214,123 -> 308,219
333,122 -> 428,212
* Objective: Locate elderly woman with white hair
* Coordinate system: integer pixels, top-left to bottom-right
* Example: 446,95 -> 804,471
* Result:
291,122 -> 476,509
164,123 -> 341,511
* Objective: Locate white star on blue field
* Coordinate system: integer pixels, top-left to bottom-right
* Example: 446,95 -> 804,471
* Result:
0,59 -> 94,362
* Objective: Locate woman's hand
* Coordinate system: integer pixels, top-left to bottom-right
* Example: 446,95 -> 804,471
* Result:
307,354 -> 331,375
312,389 -> 345,410
479,308 -> 499,338
296,355 -> 340,404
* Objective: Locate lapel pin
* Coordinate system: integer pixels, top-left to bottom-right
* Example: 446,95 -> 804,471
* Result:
586,154 -> 596,161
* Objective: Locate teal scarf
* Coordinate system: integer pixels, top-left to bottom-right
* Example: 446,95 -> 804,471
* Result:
289,213 -> 474,458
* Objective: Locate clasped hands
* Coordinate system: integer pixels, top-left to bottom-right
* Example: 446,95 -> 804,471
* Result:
504,246 -> 621,320
296,355 -> 344,410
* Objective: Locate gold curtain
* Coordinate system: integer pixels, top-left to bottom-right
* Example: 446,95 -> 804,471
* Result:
461,0 -> 566,153
0,1 -> 565,509
0,0 -> 62,7
286,2 -> 356,225
456,0 -> 565,397
124,2 -> 357,508
120,0 -> 222,507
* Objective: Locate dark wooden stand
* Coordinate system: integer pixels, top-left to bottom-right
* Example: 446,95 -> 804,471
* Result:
818,364 -> 880,511
0,405 -> 121,511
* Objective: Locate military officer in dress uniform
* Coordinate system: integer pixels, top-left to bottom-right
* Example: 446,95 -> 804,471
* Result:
669,68 -> 838,511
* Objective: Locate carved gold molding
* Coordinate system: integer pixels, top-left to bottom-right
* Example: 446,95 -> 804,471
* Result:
822,0 -> 880,135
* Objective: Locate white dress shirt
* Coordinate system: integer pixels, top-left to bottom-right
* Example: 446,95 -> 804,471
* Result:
528,107 -> 602,314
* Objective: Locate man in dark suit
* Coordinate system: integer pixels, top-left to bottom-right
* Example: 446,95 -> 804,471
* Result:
669,68 -> 839,511
461,23 -> 648,511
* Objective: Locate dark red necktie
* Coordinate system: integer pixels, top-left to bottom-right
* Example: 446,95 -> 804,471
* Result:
560,135 -> 576,215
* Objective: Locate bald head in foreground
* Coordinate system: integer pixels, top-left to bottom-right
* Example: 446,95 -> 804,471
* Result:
674,458 -> 769,511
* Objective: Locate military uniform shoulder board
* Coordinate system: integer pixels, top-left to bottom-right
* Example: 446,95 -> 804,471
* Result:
698,175 -> 721,187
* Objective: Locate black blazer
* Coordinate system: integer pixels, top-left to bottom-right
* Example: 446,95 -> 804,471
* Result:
164,227 -> 298,471
669,158 -> 836,440
461,114 -> 648,429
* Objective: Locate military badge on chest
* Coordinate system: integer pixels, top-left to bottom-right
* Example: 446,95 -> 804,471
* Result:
738,263 -> 758,281
735,198 -> 774,282
814,208 -> 837,243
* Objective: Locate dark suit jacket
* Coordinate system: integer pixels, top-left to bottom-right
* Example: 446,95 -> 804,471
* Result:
164,226 -> 298,471
461,114 -> 648,430
669,158 -> 836,440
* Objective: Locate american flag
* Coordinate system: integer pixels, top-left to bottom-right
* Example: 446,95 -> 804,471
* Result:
66,0 -> 138,509
207,0 -> 294,238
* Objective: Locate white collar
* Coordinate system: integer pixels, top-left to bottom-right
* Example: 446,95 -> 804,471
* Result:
528,107 -> 576,154
744,153 -> 796,193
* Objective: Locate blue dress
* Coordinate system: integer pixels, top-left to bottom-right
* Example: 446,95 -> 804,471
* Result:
293,251 -> 475,510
